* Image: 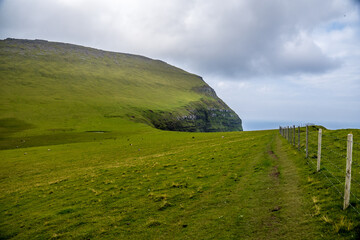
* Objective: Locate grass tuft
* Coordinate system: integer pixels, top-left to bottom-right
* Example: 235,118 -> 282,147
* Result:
146,219 -> 162,227
334,216 -> 354,233
322,215 -> 332,224
158,201 -> 173,211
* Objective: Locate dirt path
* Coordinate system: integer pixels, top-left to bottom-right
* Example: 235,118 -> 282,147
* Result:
234,133 -> 324,239
262,134 -> 314,238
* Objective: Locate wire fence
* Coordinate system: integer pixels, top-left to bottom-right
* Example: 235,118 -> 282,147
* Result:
279,125 -> 360,215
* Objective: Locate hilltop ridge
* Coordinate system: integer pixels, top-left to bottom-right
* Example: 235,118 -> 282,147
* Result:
0,38 -> 242,139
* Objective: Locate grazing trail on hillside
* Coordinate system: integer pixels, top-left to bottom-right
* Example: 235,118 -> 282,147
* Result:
232,133 -> 324,239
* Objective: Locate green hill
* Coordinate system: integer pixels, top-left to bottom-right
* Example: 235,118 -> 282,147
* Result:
1,39 -> 359,240
0,38 -> 242,144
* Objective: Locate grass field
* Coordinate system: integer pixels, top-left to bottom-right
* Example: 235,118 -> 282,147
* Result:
1,39 -> 359,239
1,127 -> 359,239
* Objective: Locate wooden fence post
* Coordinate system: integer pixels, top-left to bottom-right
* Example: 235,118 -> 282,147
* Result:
306,125 -> 309,158
293,125 -> 295,146
298,126 -> 300,151
317,128 -> 322,172
283,126 -> 285,138
344,133 -> 353,210
288,126 -> 290,143
287,126 -> 289,141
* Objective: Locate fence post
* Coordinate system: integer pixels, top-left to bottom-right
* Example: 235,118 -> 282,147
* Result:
293,125 -> 295,146
306,125 -> 309,158
344,133 -> 353,210
298,126 -> 300,151
317,129 -> 322,172
288,126 -> 290,143
287,126 -> 289,141
288,126 -> 291,143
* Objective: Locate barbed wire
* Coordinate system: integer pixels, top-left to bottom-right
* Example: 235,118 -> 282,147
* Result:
322,145 -> 347,159
307,158 -> 316,168
322,137 -> 347,146
352,161 -> 360,169
280,125 -> 360,215
324,158 -> 344,173
349,203 -> 360,215
350,190 -> 360,203
322,166 -> 343,185
318,168 -> 343,198
350,177 -> 360,188
322,159 -> 360,216
307,130 -> 318,136
310,157 -> 360,215
349,191 -> 360,215
322,134 -> 348,143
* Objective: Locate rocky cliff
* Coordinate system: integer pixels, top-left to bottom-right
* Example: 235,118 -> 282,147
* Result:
143,83 -> 242,132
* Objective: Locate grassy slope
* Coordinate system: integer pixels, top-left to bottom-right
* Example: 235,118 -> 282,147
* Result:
0,39 -> 240,144
294,126 -> 360,235
1,128 -> 359,239
0,39 -> 359,239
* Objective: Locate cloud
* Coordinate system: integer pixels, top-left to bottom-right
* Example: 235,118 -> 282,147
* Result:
0,0 -> 359,128
273,31 -> 339,74
0,0 -> 353,78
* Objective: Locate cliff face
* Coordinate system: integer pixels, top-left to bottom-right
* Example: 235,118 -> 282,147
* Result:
143,107 -> 242,132
143,84 -> 243,132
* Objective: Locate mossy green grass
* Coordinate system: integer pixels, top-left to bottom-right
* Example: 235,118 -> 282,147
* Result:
1,128 -> 359,239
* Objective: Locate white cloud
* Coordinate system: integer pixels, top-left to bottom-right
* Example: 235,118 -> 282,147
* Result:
0,0 -> 351,76
0,0 -> 359,129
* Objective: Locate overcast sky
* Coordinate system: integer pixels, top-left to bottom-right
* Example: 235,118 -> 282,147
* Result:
1,0 -> 359,130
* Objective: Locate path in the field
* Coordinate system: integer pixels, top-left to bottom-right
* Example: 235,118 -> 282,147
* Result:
232,133 -> 325,239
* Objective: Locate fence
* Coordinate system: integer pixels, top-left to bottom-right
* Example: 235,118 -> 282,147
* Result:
279,125 -> 360,214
